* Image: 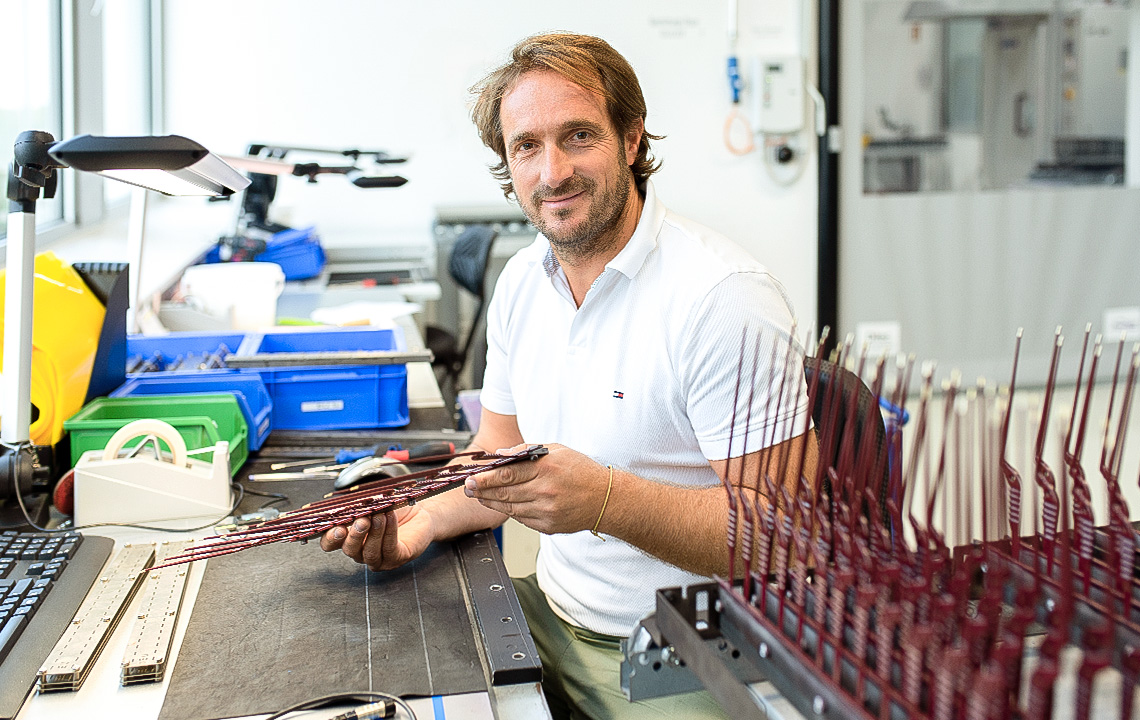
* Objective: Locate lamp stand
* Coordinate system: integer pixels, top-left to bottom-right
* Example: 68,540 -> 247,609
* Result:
2,132 -> 62,500
2,202 -> 36,444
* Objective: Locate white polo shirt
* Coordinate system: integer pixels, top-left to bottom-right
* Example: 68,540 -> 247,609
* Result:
480,181 -> 808,636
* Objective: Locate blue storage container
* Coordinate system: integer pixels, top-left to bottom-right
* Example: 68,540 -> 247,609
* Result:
127,332 -> 244,372
245,364 -> 408,430
125,327 -> 410,432
109,372 -> 273,450
238,327 -> 409,430
257,226 -> 326,281
203,226 -> 326,281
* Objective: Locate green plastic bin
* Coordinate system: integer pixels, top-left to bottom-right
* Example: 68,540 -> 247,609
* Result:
64,394 -> 249,475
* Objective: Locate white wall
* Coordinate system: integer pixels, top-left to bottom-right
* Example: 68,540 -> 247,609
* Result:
158,0 -> 819,324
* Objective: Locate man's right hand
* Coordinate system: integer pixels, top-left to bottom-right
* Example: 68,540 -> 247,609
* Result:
319,504 -> 434,571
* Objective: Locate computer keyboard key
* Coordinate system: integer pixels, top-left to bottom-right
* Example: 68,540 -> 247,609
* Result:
0,562 -> 12,579
57,542 -> 78,558
0,614 -> 28,665
11,605 -> 31,618
32,578 -> 50,591
26,563 -> 45,576
10,579 -> 32,600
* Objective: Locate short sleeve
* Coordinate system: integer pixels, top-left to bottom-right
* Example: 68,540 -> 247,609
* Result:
678,271 -> 811,461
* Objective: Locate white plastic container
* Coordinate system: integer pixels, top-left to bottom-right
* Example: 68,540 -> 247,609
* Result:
180,262 -> 285,330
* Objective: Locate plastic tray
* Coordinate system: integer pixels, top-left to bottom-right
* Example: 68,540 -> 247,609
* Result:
110,373 -> 272,451
64,394 -> 249,475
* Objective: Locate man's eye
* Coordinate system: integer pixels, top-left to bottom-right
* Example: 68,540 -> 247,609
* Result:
573,131 -> 591,141
517,141 -> 536,152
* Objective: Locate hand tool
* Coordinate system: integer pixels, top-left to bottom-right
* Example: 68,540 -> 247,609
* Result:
269,441 -> 457,471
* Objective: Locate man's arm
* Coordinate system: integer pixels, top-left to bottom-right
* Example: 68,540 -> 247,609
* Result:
319,407 -> 526,570
465,431 -> 818,578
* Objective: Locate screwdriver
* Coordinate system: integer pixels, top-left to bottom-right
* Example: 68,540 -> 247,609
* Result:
269,441 -> 458,471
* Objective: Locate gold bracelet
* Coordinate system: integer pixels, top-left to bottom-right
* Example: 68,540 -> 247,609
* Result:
591,465 -> 614,540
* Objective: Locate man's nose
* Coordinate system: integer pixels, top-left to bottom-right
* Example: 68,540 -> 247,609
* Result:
540,145 -> 573,189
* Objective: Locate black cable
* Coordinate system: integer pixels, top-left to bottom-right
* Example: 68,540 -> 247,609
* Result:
242,486 -> 290,510
260,691 -> 416,720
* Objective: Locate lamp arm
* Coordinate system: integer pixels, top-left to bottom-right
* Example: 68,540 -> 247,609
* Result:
246,143 -> 407,164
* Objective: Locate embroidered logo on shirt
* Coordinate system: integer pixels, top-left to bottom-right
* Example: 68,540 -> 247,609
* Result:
613,391 -> 624,399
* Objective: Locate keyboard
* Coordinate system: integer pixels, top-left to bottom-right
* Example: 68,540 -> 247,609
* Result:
0,530 -> 113,720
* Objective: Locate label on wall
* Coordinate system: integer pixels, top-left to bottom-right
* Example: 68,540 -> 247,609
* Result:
1104,306 -> 1140,341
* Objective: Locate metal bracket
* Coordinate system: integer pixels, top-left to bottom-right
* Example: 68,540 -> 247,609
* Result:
654,581 -> 872,720
620,612 -> 764,702
455,530 -> 542,686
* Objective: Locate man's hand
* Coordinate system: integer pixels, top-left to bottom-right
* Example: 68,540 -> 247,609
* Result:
319,504 -> 435,571
464,444 -> 610,534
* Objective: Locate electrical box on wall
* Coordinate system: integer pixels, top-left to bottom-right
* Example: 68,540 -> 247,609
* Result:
753,56 -> 805,134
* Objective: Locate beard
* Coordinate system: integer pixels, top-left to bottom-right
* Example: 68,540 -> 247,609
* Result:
520,160 -> 633,264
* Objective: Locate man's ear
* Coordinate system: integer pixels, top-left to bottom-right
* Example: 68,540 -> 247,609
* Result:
625,118 -> 644,166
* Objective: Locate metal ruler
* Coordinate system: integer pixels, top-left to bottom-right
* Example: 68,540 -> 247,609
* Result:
37,543 -> 155,692
120,540 -> 194,685
224,349 -> 432,367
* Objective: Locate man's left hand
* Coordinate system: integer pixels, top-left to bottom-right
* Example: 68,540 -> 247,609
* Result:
464,444 -> 610,534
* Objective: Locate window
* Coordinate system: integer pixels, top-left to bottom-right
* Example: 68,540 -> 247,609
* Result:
2,0 -> 155,240
102,0 -> 154,205
1,1 -> 63,238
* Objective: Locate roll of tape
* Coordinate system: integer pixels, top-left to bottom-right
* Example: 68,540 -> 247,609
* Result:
101,418 -> 188,467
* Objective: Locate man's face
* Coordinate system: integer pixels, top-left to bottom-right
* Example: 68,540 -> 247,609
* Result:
499,70 -> 641,259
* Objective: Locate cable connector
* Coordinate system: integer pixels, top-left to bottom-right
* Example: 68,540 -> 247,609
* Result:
329,699 -> 396,720
727,56 -> 743,104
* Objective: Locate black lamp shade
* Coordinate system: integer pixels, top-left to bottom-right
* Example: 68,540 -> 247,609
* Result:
49,134 -> 250,196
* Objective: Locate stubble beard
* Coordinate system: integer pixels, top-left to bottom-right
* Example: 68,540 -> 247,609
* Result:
521,161 -> 633,266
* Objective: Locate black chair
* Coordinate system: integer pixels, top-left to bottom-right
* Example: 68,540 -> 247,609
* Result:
425,225 -> 498,405
804,357 -> 890,517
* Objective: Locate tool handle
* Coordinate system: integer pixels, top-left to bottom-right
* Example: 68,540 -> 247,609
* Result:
385,441 -> 456,462
335,446 -> 383,464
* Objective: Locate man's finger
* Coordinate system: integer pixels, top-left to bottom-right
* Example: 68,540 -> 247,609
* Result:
468,462 -> 534,493
341,516 -> 371,563
378,511 -> 400,567
320,525 -> 348,551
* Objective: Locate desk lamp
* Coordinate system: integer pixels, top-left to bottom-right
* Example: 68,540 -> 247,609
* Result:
3,131 -> 250,502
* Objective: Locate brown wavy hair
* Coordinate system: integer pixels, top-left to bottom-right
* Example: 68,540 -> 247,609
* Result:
470,33 -> 663,199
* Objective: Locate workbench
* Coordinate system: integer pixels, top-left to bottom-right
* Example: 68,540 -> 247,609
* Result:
13,411 -> 548,720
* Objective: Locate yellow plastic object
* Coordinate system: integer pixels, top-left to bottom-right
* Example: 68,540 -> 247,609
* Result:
0,251 -> 106,445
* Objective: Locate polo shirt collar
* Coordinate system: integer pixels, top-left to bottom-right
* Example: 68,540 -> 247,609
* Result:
539,180 -> 666,280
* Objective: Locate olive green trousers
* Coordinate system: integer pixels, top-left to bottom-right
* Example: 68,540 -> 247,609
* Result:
512,574 -> 730,720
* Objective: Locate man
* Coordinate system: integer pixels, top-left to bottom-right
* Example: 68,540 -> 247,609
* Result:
322,33 -> 815,719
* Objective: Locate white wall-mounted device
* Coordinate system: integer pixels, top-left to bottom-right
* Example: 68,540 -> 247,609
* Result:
754,56 -> 806,134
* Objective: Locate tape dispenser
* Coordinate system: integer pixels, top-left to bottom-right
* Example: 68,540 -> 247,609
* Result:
74,418 -> 233,527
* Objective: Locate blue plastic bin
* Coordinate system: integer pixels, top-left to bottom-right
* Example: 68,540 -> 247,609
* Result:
258,227 -> 326,280
238,327 -> 409,430
110,372 -> 273,450
203,226 -> 326,281
127,332 -> 244,372
245,364 -> 408,430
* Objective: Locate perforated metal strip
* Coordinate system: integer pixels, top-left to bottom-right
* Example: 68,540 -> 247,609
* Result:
37,543 -> 155,692
120,540 -> 193,685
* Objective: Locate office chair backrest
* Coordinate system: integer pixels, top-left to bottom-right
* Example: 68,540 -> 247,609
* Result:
449,225 -> 498,298
804,356 -> 890,514
451,225 -> 497,358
